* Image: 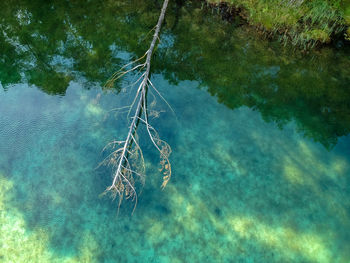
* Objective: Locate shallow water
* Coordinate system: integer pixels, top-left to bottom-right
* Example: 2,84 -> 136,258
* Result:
0,1 -> 350,262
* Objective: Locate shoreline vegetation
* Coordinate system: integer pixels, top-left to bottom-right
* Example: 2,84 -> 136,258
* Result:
205,0 -> 350,48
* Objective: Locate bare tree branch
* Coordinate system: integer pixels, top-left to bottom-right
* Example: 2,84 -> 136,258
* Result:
102,0 -> 171,213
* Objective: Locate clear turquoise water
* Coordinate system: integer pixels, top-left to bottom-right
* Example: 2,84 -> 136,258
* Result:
0,1 -> 350,262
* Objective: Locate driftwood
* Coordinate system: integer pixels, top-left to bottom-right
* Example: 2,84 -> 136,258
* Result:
101,0 -> 171,212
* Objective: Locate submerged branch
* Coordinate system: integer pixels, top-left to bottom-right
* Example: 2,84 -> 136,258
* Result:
103,0 -> 171,212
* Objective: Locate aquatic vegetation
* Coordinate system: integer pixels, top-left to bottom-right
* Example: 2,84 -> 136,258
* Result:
229,216 -> 332,262
207,0 -> 350,46
0,174 -> 55,262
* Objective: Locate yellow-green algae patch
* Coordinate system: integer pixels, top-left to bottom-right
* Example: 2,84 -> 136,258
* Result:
85,103 -> 104,117
0,174 -> 103,263
229,216 -> 331,262
283,140 -> 349,185
0,174 -> 54,262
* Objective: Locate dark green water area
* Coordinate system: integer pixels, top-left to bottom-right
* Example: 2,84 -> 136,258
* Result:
1,0 -> 350,262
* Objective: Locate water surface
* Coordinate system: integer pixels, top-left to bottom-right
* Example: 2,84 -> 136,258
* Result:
0,1 -> 350,262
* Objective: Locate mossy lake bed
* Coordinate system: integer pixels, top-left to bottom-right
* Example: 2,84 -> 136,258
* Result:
0,0 -> 350,262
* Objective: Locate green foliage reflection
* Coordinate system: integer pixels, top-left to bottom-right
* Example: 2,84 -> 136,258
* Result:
0,0 -> 349,148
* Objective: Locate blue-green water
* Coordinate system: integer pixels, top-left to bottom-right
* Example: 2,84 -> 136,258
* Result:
1,1 -> 350,262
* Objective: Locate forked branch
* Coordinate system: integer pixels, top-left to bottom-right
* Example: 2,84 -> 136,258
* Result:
102,0 -> 171,212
